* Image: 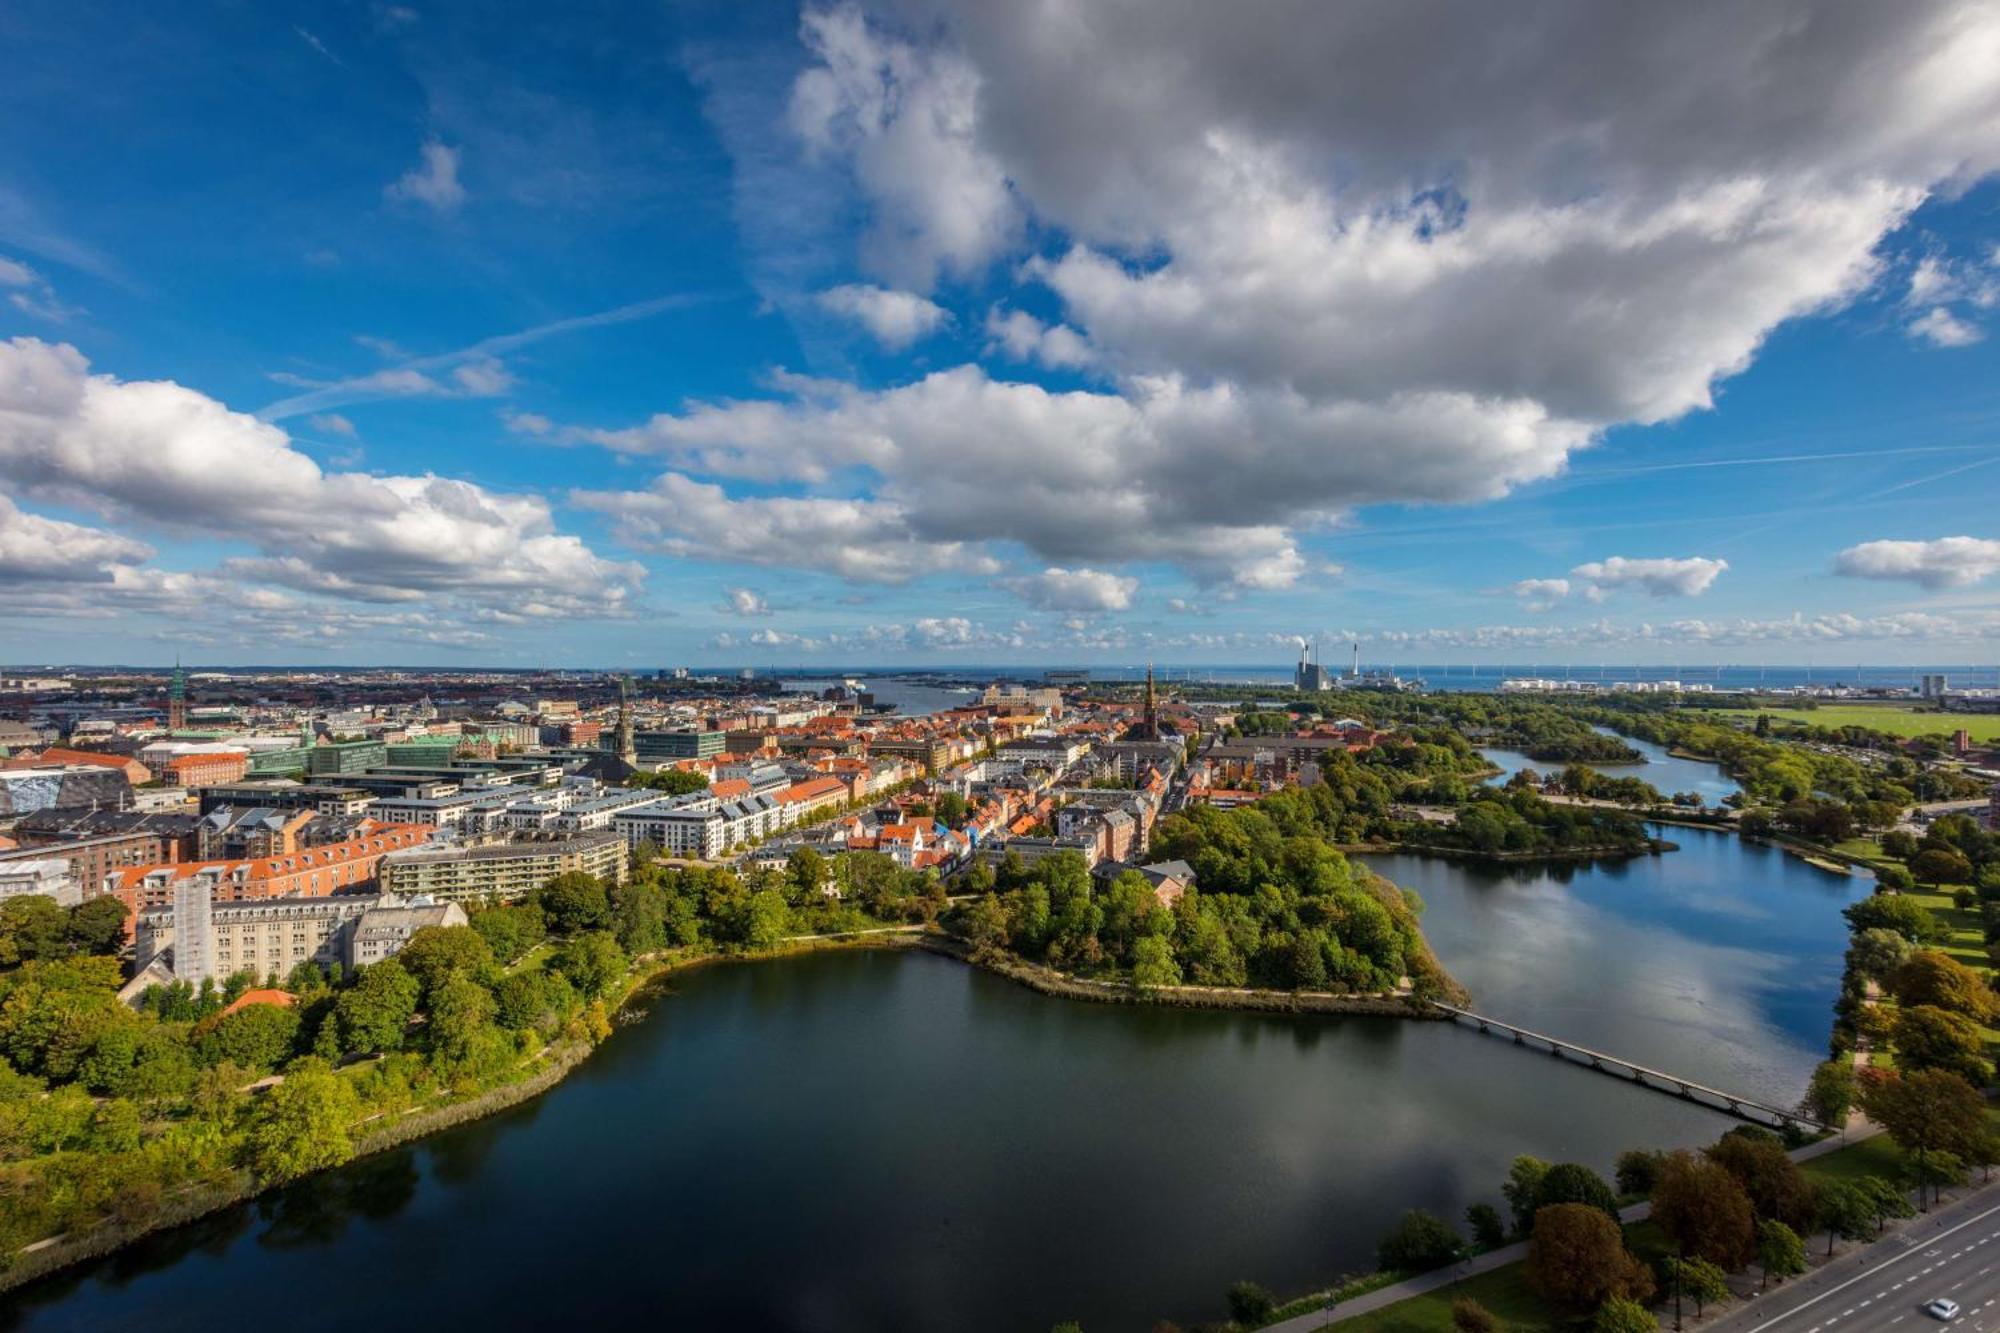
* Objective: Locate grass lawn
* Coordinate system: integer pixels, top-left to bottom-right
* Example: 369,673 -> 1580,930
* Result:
1332,1262 -> 1573,1333
1713,704 -> 2000,743
1832,838 -> 1895,868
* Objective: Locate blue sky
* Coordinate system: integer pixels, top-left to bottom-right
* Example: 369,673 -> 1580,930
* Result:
2,0 -> 1998,668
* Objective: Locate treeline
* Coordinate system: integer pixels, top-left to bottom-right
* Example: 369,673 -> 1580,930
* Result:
947,809 -> 1459,999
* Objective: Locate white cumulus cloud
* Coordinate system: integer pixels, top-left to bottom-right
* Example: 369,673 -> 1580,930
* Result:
1835,536 -> 2000,589
816,283 -> 952,348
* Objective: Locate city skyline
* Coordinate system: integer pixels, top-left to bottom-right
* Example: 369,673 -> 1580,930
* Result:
3,2 -> 1999,666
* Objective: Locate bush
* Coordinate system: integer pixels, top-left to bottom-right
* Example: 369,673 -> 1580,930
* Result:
1452,1298 -> 1500,1333
1226,1280 -> 1275,1324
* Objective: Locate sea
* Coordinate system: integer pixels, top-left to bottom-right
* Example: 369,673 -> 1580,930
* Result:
779,664 -> 1994,715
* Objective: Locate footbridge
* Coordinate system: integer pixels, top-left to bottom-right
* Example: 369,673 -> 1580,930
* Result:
1432,1003 -> 1828,1133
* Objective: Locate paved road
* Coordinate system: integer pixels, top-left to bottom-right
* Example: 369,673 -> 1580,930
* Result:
1714,1191 -> 2000,1333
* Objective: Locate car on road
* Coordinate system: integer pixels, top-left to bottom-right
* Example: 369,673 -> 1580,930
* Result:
1925,1299 -> 1961,1321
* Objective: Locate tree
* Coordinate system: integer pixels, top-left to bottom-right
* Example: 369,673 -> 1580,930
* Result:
1526,1204 -> 1655,1309
1843,894 -> 1946,944
1649,1150 -> 1756,1270
736,889 -> 790,951
1592,1297 -> 1656,1333
1849,928 -> 1913,981
1855,1176 -> 1916,1234
1905,1151 -> 1966,1209
194,1002 -> 301,1072
335,959 -> 420,1055
469,904 -> 545,965
1889,950 -> 1998,1022
427,973 -> 496,1063
1861,1069 -> 1987,1208
1801,1060 -> 1857,1126
394,925 -> 495,1000
537,872 -> 611,934
1378,1209 -> 1463,1272
636,768 -> 711,797
1131,935 -> 1182,990
1467,1202 -> 1507,1251
1812,1180 -> 1874,1258
1536,1162 -> 1620,1220
1614,1150 -> 1666,1198
1911,847 -> 1974,887
1502,1156 -> 1552,1236
1889,1005 -> 1990,1083
1662,1256 -> 1730,1316
1452,1299 -> 1499,1333
1226,1281 -> 1274,1325
65,896 -> 130,955
1757,1219 -> 1807,1286
549,932 -> 627,1000
786,847 -> 829,904
240,1060 -> 361,1184
0,895 -> 69,965
493,970 -> 576,1037
1707,1131 -> 1817,1230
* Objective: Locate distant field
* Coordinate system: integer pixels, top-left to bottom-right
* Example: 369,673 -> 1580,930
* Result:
1713,704 -> 2000,742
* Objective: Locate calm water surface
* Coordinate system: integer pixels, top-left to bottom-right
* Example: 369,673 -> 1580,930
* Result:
3,767 -> 1859,1333
1482,728 -> 1741,805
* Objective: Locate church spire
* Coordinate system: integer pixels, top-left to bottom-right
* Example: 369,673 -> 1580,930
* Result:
167,657 -> 186,732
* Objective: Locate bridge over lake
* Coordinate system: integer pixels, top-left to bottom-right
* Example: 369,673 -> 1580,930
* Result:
1433,1003 -> 1828,1133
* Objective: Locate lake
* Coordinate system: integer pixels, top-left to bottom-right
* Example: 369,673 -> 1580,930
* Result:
2,774 -> 1861,1333
1481,727 -> 1742,806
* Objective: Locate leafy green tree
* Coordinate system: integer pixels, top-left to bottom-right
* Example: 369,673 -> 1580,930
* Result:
786,847 -> 829,904
1592,1297 -> 1654,1333
426,974 -> 496,1063
1502,1156 -> 1552,1236
1875,864 -> 1915,893
1467,1202 -> 1507,1250
1855,1176 -> 1916,1233
638,768 -> 710,797
1812,1180 -> 1874,1257
65,896 -> 130,955
610,879 -> 670,955
0,895 -> 69,965
1757,1219 -> 1807,1285
1889,1005 -> 1990,1083
194,1002 -> 301,1072
1802,1060 -> 1857,1126
1848,928 -> 1912,980
1527,1204 -> 1655,1309
1843,894 -> 1946,944
736,889 -> 790,950
335,959 -> 420,1055
493,970 -> 577,1036
1911,847 -> 1974,887
469,904 -> 545,965
1535,1162 -> 1620,1220
1225,1281 -> 1275,1325
537,871 -> 611,934
1377,1209 -> 1463,1272
240,1059 -> 361,1184
1905,1151 -> 1966,1209
1614,1150 -> 1666,1198
549,932 -> 627,999
1663,1255 -> 1730,1316
394,926 -> 495,1000
1860,1069 -> 1986,1209
1131,935 -> 1182,990
961,894 -> 1010,961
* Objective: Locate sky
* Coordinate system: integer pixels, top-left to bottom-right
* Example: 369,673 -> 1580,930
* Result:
2,0 -> 1999,670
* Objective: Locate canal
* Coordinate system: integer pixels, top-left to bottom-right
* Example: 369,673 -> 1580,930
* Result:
2,766 -> 1862,1333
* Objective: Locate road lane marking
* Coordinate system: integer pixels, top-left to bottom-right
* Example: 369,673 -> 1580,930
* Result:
1741,1199 -> 2000,1333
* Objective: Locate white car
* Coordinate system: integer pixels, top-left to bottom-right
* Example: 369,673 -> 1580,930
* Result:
1925,1299 -> 1961,1321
